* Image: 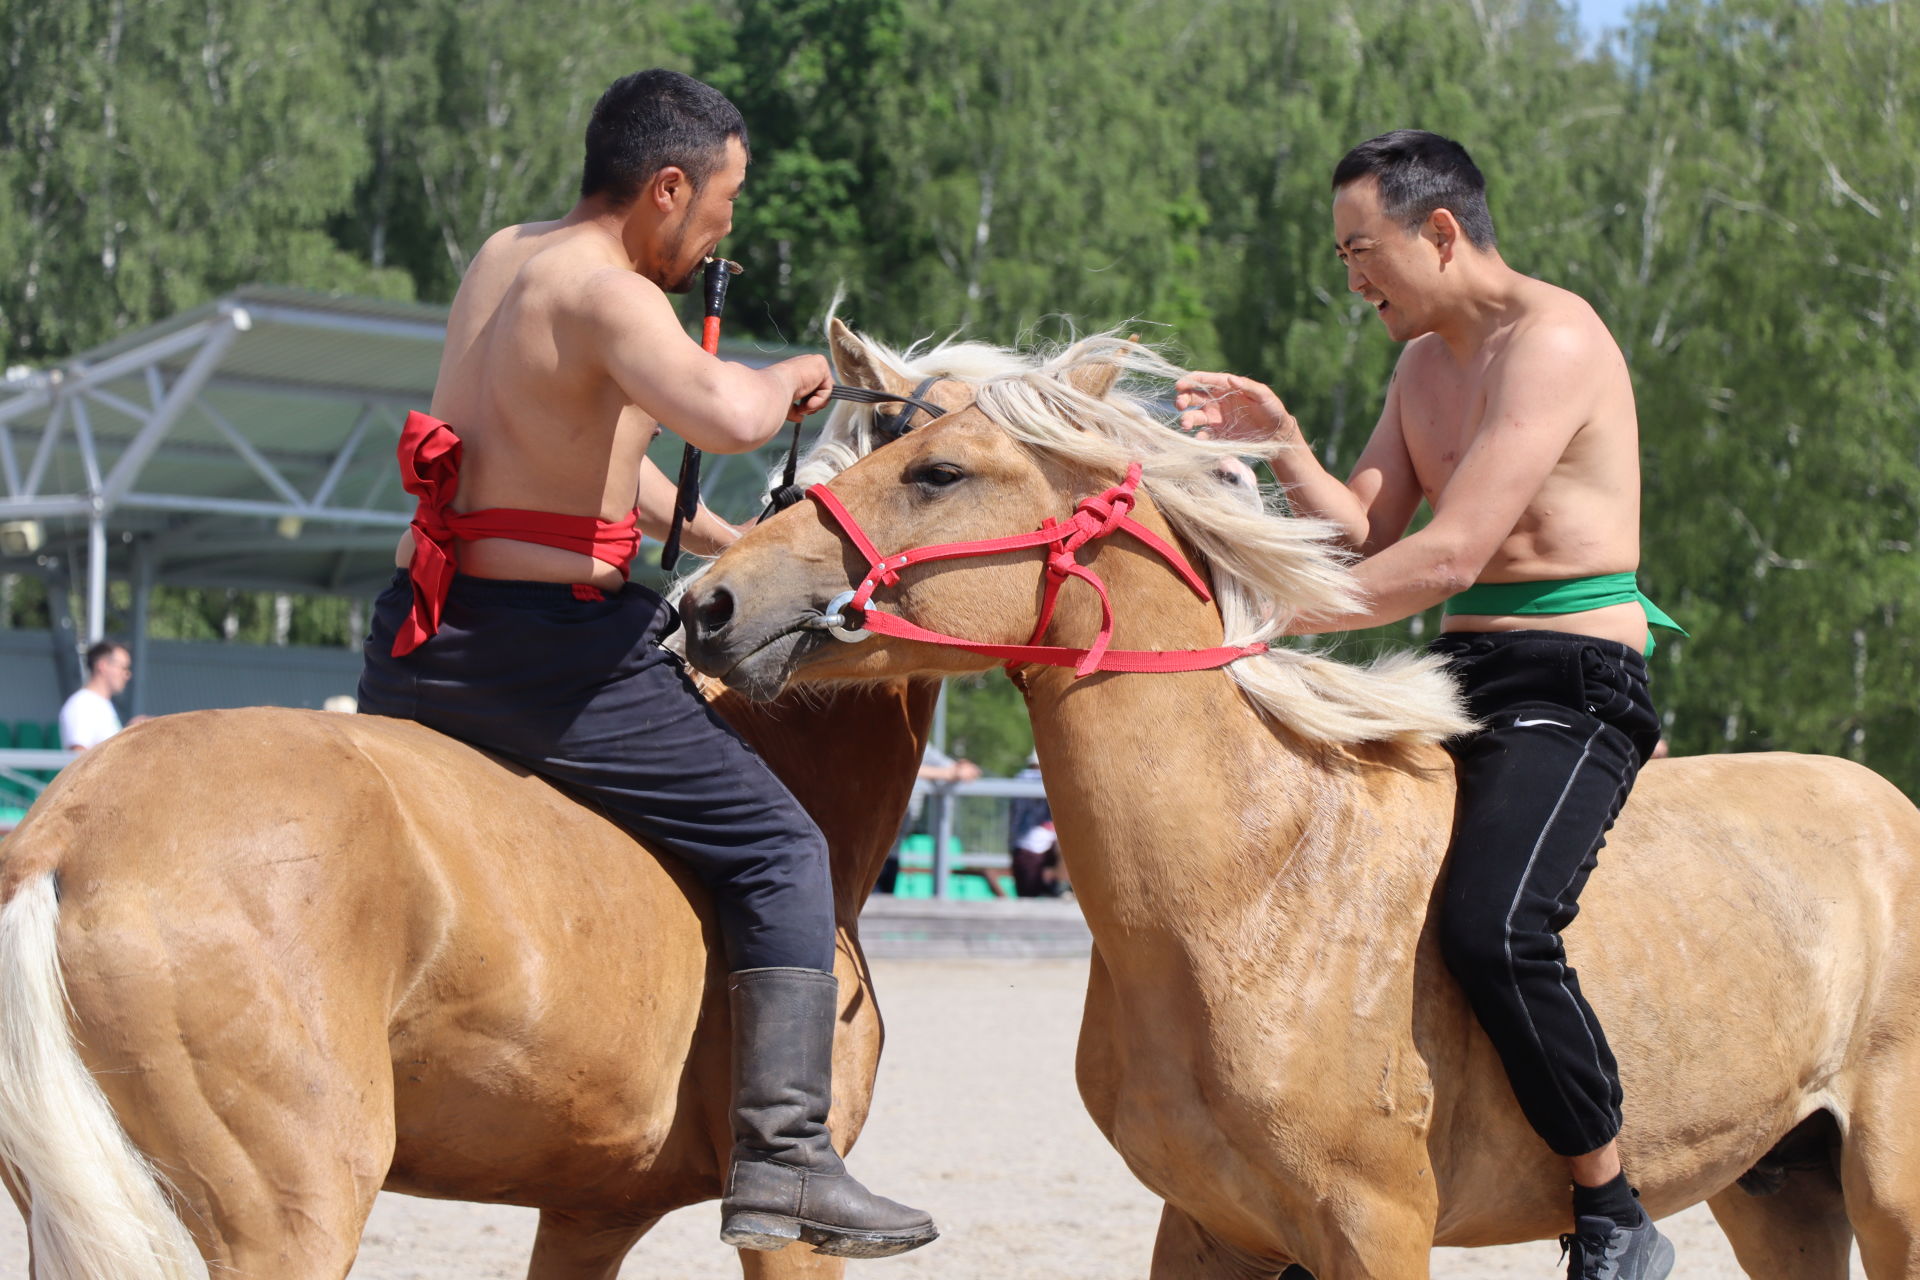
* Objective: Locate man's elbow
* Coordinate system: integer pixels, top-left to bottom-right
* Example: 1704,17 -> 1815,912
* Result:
1429,545 -> 1492,598
683,409 -> 769,455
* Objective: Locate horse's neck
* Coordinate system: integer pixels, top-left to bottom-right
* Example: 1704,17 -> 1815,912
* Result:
1020,524 -> 1450,978
709,679 -> 940,918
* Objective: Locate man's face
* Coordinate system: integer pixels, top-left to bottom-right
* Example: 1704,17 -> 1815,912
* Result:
95,647 -> 131,695
658,136 -> 748,293
1332,177 -> 1438,342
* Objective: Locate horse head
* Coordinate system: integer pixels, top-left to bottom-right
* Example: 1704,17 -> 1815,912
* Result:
687,335 -> 1264,689
688,330 -> 1471,747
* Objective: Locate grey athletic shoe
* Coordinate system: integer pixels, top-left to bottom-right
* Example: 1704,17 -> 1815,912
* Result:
1560,1214 -> 1675,1280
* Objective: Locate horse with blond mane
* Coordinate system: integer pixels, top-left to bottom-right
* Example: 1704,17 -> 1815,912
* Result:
0,321 -> 1060,1280
684,333 -> 1920,1280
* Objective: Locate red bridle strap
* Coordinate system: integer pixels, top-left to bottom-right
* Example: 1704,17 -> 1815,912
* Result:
804,462 -> 1268,678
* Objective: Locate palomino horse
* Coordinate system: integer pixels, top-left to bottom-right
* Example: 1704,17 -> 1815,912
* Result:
684,335 -> 1920,1280
0,319 -> 1024,1280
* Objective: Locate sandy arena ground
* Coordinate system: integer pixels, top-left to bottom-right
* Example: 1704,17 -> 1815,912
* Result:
0,957 -> 1860,1277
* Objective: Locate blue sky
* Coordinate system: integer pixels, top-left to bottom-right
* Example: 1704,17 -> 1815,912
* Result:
1571,0 -> 1644,40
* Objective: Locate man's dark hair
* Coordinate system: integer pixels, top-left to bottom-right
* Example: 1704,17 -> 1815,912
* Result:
1331,130 -> 1498,249
580,69 -> 749,207
85,640 -> 127,674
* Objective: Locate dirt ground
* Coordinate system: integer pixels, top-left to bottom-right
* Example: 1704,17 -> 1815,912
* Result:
0,957 -> 1860,1277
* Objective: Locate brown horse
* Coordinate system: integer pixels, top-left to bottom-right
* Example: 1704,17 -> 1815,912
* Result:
684,334 -> 1920,1280
0,320 -> 1006,1280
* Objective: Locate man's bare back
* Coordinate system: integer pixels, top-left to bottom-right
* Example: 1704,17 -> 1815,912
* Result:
395,134 -> 831,588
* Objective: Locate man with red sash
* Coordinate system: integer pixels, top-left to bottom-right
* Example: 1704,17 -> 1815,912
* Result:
356,69 -> 935,1259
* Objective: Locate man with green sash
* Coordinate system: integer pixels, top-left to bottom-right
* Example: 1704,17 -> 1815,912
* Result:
1176,130 -> 1680,1280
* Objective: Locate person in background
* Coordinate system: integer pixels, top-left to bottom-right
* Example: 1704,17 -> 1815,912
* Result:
1008,753 -> 1065,898
59,640 -> 131,750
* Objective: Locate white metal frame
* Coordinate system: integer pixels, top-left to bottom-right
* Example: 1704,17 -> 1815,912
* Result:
0,299 -> 431,666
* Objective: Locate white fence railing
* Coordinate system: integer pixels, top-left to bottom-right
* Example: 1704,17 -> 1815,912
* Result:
910,775 -> 1049,900
0,749 -> 72,805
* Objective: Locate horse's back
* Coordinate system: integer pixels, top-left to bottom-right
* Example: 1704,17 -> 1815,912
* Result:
1433,749 -> 1920,1241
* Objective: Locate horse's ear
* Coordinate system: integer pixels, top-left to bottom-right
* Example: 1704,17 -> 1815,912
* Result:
1065,358 -> 1123,401
827,317 -> 896,392
827,317 -> 869,383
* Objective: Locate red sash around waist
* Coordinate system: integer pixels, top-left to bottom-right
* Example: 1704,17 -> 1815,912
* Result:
392,410 -> 641,656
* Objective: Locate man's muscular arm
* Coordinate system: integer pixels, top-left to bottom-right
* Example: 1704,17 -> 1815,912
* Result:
575,270 -> 832,454
1294,325 -> 1596,634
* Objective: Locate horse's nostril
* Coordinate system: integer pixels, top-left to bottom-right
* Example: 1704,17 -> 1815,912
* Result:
694,585 -> 736,637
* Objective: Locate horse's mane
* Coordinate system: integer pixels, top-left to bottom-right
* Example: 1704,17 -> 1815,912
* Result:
792,325 -> 1472,749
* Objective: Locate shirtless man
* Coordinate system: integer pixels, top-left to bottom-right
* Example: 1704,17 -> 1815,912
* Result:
356,69 -> 936,1259
1176,130 -> 1677,1280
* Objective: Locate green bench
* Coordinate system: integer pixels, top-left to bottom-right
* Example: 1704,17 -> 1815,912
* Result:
0,720 -> 63,807
890,834 -> 1013,900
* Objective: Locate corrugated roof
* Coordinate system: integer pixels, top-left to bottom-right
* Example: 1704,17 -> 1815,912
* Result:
0,286 -> 811,597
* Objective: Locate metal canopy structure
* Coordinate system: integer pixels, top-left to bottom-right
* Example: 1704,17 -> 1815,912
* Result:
0,285 -> 797,695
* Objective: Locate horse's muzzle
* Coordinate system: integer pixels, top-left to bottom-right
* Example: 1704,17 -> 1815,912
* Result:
680,580 -> 740,676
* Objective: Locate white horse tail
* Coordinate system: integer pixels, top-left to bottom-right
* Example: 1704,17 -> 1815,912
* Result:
0,872 -> 210,1279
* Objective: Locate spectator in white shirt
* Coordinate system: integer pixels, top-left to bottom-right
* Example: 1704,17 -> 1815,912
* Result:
59,641 -> 131,750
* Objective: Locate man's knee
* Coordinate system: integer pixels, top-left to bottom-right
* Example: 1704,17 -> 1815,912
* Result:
1438,904 -> 1510,993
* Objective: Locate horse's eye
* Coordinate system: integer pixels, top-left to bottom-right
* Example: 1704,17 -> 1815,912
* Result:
910,461 -> 967,490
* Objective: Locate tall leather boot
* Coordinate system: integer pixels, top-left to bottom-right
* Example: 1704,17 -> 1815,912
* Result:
719,967 -> 939,1258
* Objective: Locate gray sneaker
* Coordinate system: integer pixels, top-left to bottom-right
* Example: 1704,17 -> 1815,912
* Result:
1559,1214 -> 1675,1280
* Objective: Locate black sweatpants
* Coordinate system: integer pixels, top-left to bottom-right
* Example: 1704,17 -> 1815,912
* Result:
1428,630 -> 1661,1158
358,571 -> 834,973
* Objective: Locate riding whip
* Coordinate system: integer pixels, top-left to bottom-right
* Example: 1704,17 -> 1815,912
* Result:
660,256 -> 742,571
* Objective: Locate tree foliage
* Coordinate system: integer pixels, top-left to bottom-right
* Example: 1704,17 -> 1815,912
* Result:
4,0 -> 1919,793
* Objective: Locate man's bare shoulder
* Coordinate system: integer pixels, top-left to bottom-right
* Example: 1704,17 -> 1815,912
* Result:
1392,333 -> 1450,383
466,219 -> 569,279
1507,278 -> 1621,362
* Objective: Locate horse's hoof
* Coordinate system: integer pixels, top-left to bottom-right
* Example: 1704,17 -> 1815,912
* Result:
720,1211 -> 803,1251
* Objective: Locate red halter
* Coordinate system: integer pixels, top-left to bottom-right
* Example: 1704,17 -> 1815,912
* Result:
804,462 -> 1268,678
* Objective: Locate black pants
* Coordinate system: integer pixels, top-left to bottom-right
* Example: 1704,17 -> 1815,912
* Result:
358,571 -> 834,973
1428,630 -> 1661,1158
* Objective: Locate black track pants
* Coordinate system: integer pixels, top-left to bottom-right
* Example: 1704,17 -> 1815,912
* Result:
358,571 -> 834,973
1428,630 -> 1661,1158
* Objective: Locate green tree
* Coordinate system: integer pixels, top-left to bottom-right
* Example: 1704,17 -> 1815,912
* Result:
0,0 -> 409,364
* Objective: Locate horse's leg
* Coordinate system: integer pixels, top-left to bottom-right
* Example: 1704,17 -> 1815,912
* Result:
525,1209 -> 662,1280
738,1241 -> 847,1279
1707,1173 -> 1853,1280
1840,1083 -> 1920,1280
1,1164 -> 36,1278
67,940 -> 397,1277
122,1075 -> 393,1280
1150,1203 -> 1295,1280
1293,1195 -> 1434,1280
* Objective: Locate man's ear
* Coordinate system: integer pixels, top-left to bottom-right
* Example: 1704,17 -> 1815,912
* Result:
1427,208 -> 1460,264
649,164 -> 690,214
827,317 -> 917,398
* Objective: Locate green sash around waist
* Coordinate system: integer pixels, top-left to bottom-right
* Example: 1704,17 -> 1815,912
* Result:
1445,572 -> 1687,654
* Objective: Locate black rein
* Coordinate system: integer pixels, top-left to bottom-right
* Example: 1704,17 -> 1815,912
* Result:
757,378 -> 949,520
